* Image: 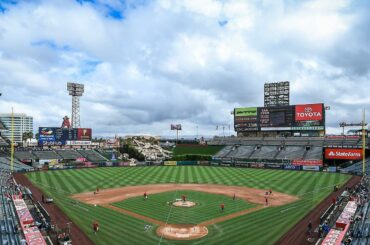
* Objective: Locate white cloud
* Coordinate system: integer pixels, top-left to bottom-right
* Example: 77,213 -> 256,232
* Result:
0,0 -> 368,137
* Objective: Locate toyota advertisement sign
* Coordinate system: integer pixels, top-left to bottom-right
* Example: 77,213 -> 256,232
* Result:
295,103 -> 323,121
325,148 -> 363,160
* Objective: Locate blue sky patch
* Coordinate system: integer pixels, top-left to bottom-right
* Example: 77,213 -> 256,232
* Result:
31,40 -> 71,51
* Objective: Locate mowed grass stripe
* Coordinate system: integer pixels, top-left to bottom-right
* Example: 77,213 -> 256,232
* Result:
114,190 -> 256,224
26,166 -> 351,245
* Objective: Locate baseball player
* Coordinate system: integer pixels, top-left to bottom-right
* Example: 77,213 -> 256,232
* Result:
221,203 -> 225,212
92,220 -> 99,234
144,192 -> 148,200
233,193 -> 236,201
265,196 -> 268,206
182,195 -> 186,202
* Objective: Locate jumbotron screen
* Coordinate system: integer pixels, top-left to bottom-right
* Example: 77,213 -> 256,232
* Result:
38,127 -> 92,146
234,103 -> 324,132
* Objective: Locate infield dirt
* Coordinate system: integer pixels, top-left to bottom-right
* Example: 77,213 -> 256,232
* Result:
73,184 -> 298,240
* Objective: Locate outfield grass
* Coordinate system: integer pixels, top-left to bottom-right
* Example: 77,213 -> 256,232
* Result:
26,166 -> 351,245
172,145 -> 224,156
113,190 -> 256,224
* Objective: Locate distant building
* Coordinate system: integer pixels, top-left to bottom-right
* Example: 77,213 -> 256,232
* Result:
0,113 -> 33,143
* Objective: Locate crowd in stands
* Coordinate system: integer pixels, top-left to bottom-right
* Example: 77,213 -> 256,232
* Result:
317,176 -> 370,245
0,169 -> 22,244
343,176 -> 369,244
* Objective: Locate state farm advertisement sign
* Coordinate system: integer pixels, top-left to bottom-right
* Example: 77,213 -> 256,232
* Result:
295,104 -> 323,121
325,148 -> 363,160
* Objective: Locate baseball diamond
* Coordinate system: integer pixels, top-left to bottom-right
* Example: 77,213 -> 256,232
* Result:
23,166 -> 351,245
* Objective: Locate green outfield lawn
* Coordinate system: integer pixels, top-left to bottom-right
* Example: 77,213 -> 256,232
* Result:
172,145 -> 224,156
113,190 -> 256,224
26,166 -> 351,245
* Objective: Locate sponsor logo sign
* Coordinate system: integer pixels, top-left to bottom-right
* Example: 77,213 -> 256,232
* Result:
260,127 -> 292,131
295,104 -> 323,121
291,126 -> 325,131
302,166 -> 320,171
77,128 -> 92,141
250,163 -> 265,168
325,148 -> 363,160
327,166 -> 337,172
171,124 -> 182,130
283,165 -> 301,170
234,107 -> 257,117
66,141 -> 92,146
326,135 -> 360,139
264,164 -> 282,169
164,161 -> 177,166
292,159 -> 323,166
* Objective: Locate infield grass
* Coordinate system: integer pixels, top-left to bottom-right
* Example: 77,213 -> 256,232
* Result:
113,190 -> 256,224
26,166 -> 351,245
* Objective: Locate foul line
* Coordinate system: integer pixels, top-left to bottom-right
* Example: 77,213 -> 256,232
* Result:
158,189 -> 178,245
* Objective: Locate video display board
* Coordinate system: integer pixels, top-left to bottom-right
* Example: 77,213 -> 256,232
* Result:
259,106 -> 294,131
38,127 -> 92,146
234,107 -> 258,131
234,103 -> 325,132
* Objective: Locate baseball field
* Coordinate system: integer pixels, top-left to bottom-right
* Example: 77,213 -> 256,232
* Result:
26,166 -> 351,245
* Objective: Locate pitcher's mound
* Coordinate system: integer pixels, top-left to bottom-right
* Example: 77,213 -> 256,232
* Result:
157,224 -> 208,240
172,200 -> 196,207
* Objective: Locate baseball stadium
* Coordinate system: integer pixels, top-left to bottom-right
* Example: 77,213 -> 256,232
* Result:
0,82 -> 369,245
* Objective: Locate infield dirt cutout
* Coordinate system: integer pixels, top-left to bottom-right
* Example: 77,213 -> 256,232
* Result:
73,184 -> 298,240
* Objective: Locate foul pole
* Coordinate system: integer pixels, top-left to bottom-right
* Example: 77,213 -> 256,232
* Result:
10,107 -> 14,172
362,108 -> 366,176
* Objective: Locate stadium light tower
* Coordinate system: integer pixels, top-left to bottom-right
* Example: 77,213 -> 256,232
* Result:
67,82 -> 84,128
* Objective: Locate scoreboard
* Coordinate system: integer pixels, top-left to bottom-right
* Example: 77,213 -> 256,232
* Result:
38,127 -> 92,146
234,103 -> 324,133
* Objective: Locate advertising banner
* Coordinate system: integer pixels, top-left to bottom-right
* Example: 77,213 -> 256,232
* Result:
336,201 -> 357,229
328,166 -> 337,172
234,107 -> 257,117
283,165 -> 301,170
295,104 -> 323,121
302,166 -> 320,171
23,227 -> 47,245
264,164 -> 283,169
291,126 -> 325,131
164,161 -> 177,166
234,107 -> 259,131
321,227 -> 347,245
171,124 -> 182,130
250,163 -> 265,168
325,148 -> 363,160
77,128 -> 92,140
66,141 -> 92,145
292,159 -> 323,166
326,135 -> 360,139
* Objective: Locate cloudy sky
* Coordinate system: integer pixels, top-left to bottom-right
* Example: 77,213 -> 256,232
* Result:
0,0 -> 369,137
